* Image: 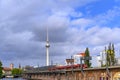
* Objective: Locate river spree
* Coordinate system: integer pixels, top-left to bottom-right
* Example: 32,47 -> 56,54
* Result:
1,78 -> 26,80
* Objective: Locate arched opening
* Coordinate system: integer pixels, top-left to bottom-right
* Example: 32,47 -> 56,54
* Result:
99,72 -> 108,80
113,72 -> 120,80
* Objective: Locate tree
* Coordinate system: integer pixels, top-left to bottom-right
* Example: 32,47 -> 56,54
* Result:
11,68 -> 22,76
0,61 -> 3,78
111,43 -> 115,65
106,43 -> 115,66
84,47 -> 91,68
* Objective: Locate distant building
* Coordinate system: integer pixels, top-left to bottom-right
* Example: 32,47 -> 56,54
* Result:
65,59 -> 74,65
2,63 -> 14,76
10,63 -> 14,69
2,67 -> 12,75
19,64 -> 21,69
24,65 -> 34,71
100,51 -> 106,66
73,53 -> 85,64
115,57 -> 120,65
91,55 -> 101,67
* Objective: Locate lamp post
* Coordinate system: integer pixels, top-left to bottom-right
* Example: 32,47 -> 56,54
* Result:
80,56 -> 92,77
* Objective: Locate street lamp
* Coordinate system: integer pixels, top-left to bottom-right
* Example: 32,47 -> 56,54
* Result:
80,56 -> 92,76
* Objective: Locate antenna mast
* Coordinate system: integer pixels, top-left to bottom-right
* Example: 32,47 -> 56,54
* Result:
45,26 -> 50,66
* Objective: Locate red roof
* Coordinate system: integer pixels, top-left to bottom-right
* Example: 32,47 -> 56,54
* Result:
2,67 -> 11,71
77,53 -> 85,57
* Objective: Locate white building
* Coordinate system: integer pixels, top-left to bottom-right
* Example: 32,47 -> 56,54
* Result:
91,55 -> 101,67
73,53 -> 85,64
116,57 -> 120,65
99,51 -> 106,66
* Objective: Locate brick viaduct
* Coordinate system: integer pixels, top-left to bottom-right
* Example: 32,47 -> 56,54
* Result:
23,66 -> 120,80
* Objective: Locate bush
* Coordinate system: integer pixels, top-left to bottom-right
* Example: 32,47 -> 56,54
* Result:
11,68 -> 22,75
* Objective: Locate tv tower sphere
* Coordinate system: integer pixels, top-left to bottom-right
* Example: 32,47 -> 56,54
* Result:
46,41 -> 50,47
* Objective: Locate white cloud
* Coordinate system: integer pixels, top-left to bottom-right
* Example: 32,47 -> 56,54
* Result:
46,15 -> 69,29
71,18 -> 94,28
69,26 -> 120,46
1,0 -> 120,67
94,6 -> 120,24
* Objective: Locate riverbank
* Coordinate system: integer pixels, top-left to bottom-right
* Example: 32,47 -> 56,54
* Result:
1,75 -> 22,78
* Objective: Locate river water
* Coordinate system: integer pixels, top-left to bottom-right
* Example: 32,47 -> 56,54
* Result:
1,78 -> 26,80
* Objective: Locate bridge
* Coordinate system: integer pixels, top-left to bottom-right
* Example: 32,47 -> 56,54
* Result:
23,65 -> 120,80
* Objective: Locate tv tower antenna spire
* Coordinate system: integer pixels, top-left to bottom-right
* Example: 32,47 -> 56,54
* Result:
45,26 -> 50,66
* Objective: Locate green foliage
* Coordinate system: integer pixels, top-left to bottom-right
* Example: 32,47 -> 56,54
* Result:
84,47 -> 91,68
0,61 -> 3,78
102,64 -> 106,67
11,68 -> 22,75
106,43 -> 115,66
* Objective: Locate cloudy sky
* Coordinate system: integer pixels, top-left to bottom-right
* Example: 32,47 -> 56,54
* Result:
0,0 -> 120,67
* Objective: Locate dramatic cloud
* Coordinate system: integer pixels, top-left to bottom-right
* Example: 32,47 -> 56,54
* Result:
0,0 -> 120,67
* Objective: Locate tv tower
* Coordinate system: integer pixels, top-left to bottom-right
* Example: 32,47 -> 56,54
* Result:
45,27 -> 50,66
